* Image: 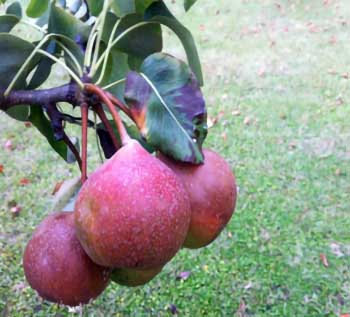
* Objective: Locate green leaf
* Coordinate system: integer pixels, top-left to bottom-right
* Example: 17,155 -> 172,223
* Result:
86,0 -> 103,16
112,0 -> 158,16
93,45 -> 129,100
0,14 -> 20,32
0,34 -> 49,121
27,40 -> 58,90
145,1 -> 203,86
55,34 -> 84,74
48,2 -> 90,42
135,0 -> 158,14
27,34 -> 83,89
112,0 -> 135,17
125,124 -> 154,153
28,106 -> 69,161
98,12 -> 162,98
6,2 -> 22,18
184,0 -> 197,11
125,53 -> 207,164
26,0 -> 49,18
6,105 -> 30,122
127,55 -> 143,71
0,34 -> 35,90
102,12 -> 162,59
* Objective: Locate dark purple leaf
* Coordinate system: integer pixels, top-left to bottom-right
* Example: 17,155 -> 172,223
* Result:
125,53 -> 207,164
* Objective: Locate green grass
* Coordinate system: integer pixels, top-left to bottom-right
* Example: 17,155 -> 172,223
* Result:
1,0 -> 350,316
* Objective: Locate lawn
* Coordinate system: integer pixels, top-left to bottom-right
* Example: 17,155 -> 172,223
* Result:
1,0 -> 350,316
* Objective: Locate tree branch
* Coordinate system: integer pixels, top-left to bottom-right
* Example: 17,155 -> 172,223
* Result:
44,102 -> 83,172
44,102 -> 65,141
0,83 -> 80,111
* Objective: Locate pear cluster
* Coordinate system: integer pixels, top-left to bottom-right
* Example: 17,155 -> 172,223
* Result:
23,140 -> 237,306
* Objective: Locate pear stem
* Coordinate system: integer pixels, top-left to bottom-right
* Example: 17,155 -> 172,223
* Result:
93,103 -> 121,150
84,84 -> 131,146
105,92 -> 132,118
81,103 -> 89,184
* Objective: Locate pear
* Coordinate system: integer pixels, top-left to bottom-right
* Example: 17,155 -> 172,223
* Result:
23,212 -> 110,306
111,266 -> 163,287
74,140 -> 191,269
158,149 -> 237,249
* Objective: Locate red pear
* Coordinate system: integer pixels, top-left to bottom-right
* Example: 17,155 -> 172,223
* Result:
111,266 -> 163,287
74,140 -> 191,269
23,212 -> 110,306
158,149 -> 237,249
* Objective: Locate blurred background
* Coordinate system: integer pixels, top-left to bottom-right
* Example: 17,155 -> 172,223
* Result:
0,0 -> 350,316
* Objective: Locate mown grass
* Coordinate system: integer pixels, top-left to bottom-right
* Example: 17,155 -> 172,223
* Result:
1,0 -> 350,316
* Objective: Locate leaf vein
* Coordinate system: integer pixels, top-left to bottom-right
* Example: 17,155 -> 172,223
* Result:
139,72 -> 194,147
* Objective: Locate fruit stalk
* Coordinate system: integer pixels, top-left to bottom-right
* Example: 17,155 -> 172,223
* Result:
85,84 -> 131,145
81,102 -> 89,183
105,92 -> 132,118
93,103 -> 121,150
